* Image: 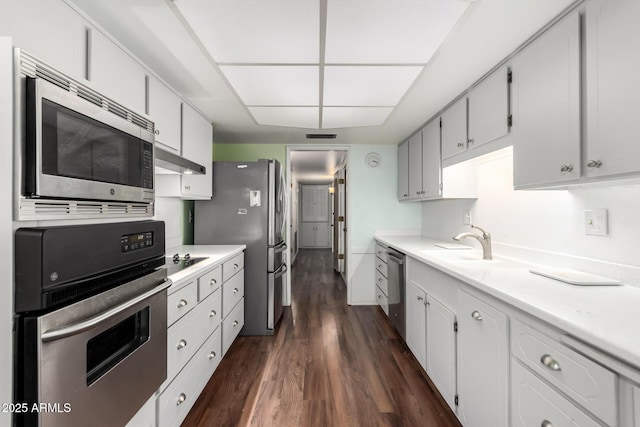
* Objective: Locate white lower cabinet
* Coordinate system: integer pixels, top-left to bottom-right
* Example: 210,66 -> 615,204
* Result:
512,360 -> 601,427
426,295 -> 457,412
457,290 -> 509,427
158,252 -> 244,427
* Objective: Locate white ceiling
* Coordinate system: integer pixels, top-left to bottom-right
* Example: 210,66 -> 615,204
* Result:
68,0 -> 576,145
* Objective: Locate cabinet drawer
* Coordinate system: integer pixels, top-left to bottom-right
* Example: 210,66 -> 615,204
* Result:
167,298 -> 209,379
512,319 -> 617,425
375,258 -> 388,277
200,326 -> 223,379
511,360 -> 600,427
198,266 -> 222,301
222,271 -> 244,318
375,270 -> 388,296
375,244 -> 387,262
222,298 -> 244,355
222,253 -> 244,282
167,282 -> 197,326
200,287 -> 222,331
376,286 -> 389,316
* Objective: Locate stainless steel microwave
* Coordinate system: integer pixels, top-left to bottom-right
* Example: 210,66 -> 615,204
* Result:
23,75 -> 155,204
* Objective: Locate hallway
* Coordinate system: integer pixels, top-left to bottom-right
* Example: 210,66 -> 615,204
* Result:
183,249 -> 460,426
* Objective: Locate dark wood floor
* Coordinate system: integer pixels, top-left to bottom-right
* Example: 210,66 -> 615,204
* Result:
182,249 -> 461,427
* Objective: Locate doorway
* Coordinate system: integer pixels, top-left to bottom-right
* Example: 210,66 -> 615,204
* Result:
284,147 -> 349,306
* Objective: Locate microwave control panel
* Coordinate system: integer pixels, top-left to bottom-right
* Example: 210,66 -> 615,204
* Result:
121,231 -> 154,252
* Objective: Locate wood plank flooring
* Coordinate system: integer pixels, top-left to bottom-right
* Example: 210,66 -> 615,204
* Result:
182,249 -> 461,427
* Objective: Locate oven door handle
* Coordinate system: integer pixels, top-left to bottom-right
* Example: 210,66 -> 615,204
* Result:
41,279 -> 172,342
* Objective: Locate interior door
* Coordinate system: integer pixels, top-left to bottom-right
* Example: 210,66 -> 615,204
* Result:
333,175 -> 340,271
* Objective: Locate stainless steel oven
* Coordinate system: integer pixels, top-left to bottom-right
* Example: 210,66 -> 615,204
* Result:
14,221 -> 169,427
20,53 -> 154,204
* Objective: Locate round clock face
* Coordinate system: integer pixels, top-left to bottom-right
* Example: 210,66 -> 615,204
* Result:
365,152 -> 382,168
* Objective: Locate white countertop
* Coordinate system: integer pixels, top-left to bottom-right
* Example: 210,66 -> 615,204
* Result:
164,244 -> 245,289
375,235 -> 640,371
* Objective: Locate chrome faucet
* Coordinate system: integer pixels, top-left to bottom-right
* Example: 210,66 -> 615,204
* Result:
453,225 -> 493,260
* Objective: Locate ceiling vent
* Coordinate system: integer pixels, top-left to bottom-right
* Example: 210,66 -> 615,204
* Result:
306,133 -> 337,139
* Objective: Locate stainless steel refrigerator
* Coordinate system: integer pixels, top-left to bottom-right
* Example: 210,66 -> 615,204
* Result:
195,160 -> 287,335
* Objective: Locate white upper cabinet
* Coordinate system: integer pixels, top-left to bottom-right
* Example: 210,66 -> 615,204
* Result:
181,104 -> 213,199
585,0 -> 640,179
148,75 -> 182,154
467,66 -> 510,150
407,131 -> 423,199
89,29 -> 146,113
421,119 -> 441,198
441,98 -> 468,160
397,141 -> 409,200
512,11 -> 581,189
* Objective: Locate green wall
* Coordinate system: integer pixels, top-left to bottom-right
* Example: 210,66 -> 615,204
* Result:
214,143 -> 286,165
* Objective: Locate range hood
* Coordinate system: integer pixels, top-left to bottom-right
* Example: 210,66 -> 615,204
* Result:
155,148 -> 206,175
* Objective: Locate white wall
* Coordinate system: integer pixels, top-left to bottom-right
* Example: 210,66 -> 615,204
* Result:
348,144 -> 422,304
422,147 -> 640,285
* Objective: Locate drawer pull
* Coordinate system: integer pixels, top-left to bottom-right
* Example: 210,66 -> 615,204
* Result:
178,299 -> 188,308
233,287 -> 239,294
541,420 -> 553,427
233,263 -> 239,269
177,393 -> 186,406
378,295 -> 381,299
417,296 -> 424,301
471,310 -> 483,321
210,278 -> 217,285
209,351 -> 217,360
233,320 -> 239,327
540,354 -> 561,371
209,310 -> 217,318
177,339 -> 187,350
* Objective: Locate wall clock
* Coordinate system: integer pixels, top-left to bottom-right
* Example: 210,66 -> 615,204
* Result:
365,152 -> 382,168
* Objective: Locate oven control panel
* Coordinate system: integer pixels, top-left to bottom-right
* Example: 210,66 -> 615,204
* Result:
121,231 -> 154,252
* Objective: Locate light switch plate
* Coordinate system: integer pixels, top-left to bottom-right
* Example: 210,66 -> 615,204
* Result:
585,209 -> 608,236
463,210 -> 472,225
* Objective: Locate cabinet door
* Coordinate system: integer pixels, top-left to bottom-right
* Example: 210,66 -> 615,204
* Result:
421,120 -> 441,198
181,104 -> 213,199
468,66 -> 510,149
148,75 -> 181,153
300,223 -> 316,247
513,11 -> 581,188
314,222 -> 330,248
426,296 -> 456,411
407,131 -> 423,199
441,98 -> 467,160
586,0 -> 640,179
457,291 -> 509,427
398,141 -> 409,200
89,29 -> 146,113
406,281 -> 426,370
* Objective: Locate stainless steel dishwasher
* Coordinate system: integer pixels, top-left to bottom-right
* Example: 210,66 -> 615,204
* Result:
386,248 -> 406,340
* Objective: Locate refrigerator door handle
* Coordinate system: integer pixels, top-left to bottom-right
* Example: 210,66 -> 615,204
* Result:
274,241 -> 287,253
274,263 -> 288,279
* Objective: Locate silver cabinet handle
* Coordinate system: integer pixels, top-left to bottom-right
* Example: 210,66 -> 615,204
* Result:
417,296 -> 424,301
378,264 -> 383,269
210,278 -> 217,285
416,191 -> 421,195
471,310 -> 483,321
541,420 -> 553,427
468,138 -> 475,144
177,339 -> 187,349
154,129 -> 160,135
540,354 -> 561,371
177,393 -> 186,406
403,193 -> 408,197
209,351 -> 217,360
233,320 -> 239,327
587,160 -> 602,168
377,294 -> 381,299
178,299 -> 188,308
184,185 -> 191,191
233,287 -> 239,293
233,263 -> 239,269
209,310 -> 217,318
457,142 -> 463,148
377,277 -> 382,282
560,165 -> 573,172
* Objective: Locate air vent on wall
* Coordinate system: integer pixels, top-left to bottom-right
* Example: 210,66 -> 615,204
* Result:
306,133 -> 337,139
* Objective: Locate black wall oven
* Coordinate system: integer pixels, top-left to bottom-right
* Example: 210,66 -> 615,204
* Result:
22,64 -> 154,204
14,221 -> 169,427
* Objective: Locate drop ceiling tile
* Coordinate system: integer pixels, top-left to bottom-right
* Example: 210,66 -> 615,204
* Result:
249,106 -> 319,129
322,107 -> 393,129
325,0 -> 468,63
220,66 -> 319,105
323,66 -> 423,106
174,0 -> 320,63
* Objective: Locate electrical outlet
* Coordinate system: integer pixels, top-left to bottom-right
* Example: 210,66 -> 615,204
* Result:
463,210 -> 472,225
585,209 -> 608,236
